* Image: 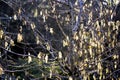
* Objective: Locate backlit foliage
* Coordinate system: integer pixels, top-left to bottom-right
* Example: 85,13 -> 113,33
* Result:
0,0 -> 120,80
